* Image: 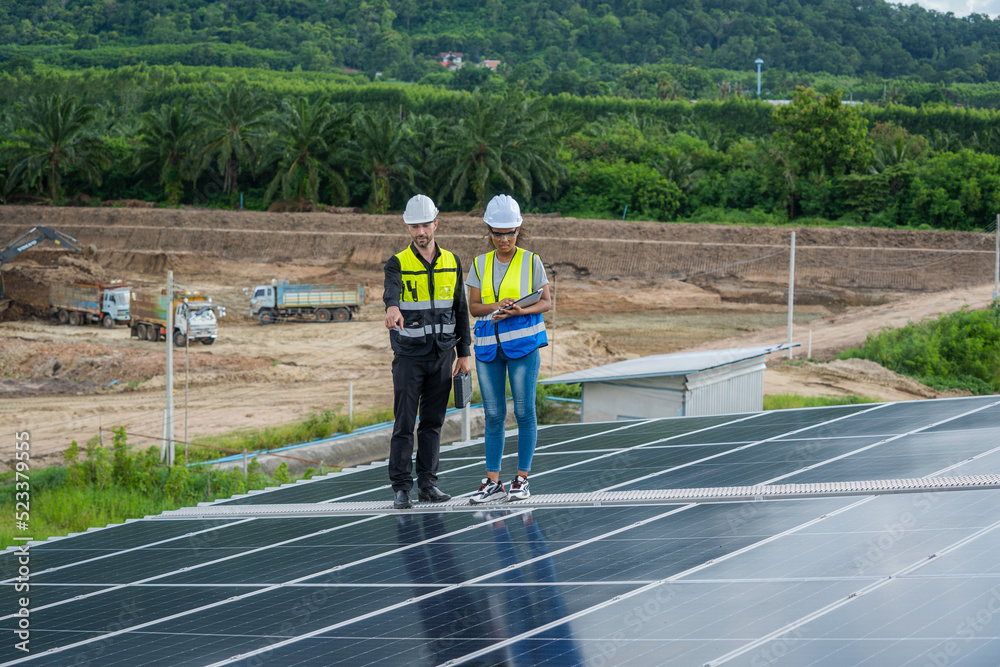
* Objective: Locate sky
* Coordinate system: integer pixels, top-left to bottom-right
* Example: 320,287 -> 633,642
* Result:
910,0 -> 1000,17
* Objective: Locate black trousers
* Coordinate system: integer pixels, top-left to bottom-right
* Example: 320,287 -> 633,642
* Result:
388,349 -> 455,492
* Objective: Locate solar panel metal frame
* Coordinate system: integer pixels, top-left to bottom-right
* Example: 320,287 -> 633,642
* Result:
3,395 -> 1000,666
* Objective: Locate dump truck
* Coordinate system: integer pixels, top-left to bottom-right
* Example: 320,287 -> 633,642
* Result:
249,280 -> 364,325
49,280 -> 131,328
130,290 -> 226,347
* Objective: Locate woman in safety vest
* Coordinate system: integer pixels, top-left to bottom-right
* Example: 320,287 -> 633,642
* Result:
466,194 -> 551,503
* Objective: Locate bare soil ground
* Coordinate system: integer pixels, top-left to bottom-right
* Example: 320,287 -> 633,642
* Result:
0,206 -> 995,467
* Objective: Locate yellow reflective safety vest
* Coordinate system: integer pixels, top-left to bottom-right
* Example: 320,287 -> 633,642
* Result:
473,247 -> 547,361
391,245 -> 460,356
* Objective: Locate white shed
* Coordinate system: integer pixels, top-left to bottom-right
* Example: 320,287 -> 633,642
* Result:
540,344 -> 793,421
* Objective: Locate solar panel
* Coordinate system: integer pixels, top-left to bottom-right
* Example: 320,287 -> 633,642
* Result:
3,395 -> 1000,666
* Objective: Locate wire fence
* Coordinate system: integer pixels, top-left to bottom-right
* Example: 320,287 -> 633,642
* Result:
2,215 -> 999,459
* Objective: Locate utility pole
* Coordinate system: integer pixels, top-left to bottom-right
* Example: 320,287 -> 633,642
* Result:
994,213 -> 999,303
546,263 -> 556,376
787,232 -> 796,359
550,281 -> 556,375
165,270 -> 175,464
183,299 -> 190,466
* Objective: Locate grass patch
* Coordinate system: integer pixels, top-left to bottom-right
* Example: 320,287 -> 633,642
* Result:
0,428 -> 328,547
186,406 -> 395,463
536,382 -> 582,424
186,393 -> 486,463
764,393 -> 879,410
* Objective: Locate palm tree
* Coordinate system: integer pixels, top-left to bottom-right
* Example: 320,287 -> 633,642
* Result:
349,108 -> 412,213
504,96 -> 570,207
436,88 -> 566,211
869,136 -> 910,174
197,82 -> 270,198
134,102 -> 198,206
927,128 -> 963,153
690,122 -> 733,152
403,113 -> 445,196
5,94 -> 112,203
657,151 -> 704,194
260,96 -> 353,207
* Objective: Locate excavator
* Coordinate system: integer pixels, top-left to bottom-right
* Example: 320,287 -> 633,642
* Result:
0,226 -> 82,303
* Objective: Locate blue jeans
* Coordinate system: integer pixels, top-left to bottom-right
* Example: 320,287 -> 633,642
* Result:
477,348 -> 540,474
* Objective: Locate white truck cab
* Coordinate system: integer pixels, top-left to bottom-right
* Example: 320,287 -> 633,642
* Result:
104,286 -> 131,322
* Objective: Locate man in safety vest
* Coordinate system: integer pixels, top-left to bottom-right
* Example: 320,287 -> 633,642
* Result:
384,194 -> 472,509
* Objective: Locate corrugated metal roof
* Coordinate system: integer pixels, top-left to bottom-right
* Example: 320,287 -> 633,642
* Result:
540,343 -> 795,384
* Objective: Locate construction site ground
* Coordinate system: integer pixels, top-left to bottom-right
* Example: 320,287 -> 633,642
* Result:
0,206 -> 995,468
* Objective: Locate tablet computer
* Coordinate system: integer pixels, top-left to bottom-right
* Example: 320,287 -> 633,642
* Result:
503,289 -> 543,309
487,289 -> 544,317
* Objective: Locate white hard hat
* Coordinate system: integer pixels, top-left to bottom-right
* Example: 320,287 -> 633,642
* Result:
483,194 -> 522,227
402,194 -> 438,224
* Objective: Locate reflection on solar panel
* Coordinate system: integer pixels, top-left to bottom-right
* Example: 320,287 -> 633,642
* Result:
3,395 -> 1000,666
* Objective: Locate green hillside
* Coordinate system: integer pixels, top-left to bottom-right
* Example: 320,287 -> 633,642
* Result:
2,0 -> 1000,230
3,0 -> 1000,85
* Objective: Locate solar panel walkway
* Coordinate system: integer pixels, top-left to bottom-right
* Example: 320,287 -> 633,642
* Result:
4,395 -> 1000,666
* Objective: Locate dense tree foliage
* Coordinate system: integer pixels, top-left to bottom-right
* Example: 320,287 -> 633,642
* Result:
4,0 -> 1000,90
2,70 -> 998,233
3,0 -> 1000,230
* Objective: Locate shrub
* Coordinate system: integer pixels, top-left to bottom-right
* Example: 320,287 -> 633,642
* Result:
835,305 -> 1000,394
561,159 -> 684,221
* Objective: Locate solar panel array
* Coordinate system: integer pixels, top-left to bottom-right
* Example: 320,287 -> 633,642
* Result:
4,395 -> 1000,666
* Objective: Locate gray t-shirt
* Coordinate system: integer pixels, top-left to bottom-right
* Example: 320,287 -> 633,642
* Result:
465,251 -> 549,296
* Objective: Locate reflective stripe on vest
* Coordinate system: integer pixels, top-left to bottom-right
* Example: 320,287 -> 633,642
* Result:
397,322 -> 457,338
473,248 -> 547,361
394,245 -> 458,343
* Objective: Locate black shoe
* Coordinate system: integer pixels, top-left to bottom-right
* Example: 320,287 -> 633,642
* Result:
417,486 -> 451,502
393,489 -> 412,509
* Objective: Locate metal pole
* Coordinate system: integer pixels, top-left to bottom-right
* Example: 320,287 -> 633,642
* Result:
166,270 -> 175,464
462,403 -> 470,442
807,328 -> 813,360
242,449 -> 248,479
184,304 -> 190,466
994,213 -> 999,303
787,231 -> 796,359
348,381 -> 354,428
160,410 -> 168,460
550,268 -> 556,377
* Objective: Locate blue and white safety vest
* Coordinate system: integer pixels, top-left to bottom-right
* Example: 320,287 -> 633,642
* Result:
472,248 -> 547,361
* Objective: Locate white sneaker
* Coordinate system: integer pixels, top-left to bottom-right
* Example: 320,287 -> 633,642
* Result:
506,475 -> 530,501
469,478 -> 506,504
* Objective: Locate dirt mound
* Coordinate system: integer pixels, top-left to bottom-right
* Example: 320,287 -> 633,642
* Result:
0,337 -> 271,391
1,253 -> 115,318
267,199 -> 317,213
767,357 -> 969,402
0,377 -> 99,396
2,206 -> 992,300
100,199 -> 156,208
